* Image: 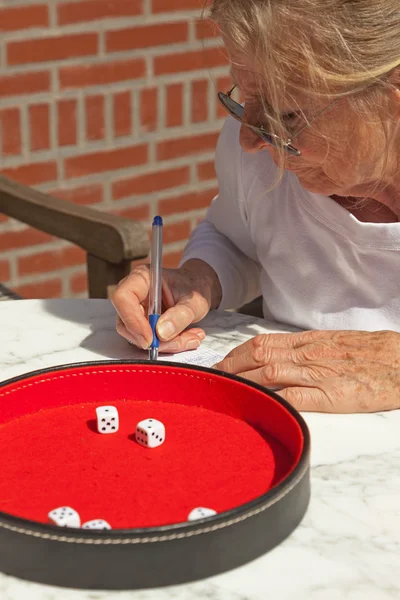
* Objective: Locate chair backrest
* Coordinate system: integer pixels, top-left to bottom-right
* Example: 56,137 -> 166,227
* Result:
0,283 -> 21,301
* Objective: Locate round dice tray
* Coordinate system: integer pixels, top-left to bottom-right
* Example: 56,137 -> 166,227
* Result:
0,360 -> 310,590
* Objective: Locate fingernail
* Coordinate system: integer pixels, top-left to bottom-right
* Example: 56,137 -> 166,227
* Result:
186,339 -> 200,350
196,331 -> 206,340
137,335 -> 149,350
158,320 -> 176,341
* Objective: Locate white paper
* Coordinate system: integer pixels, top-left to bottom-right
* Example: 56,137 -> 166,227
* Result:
158,347 -> 223,368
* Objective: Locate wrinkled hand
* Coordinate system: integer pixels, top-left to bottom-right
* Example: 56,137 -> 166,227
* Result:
112,260 -> 221,353
214,329 -> 400,413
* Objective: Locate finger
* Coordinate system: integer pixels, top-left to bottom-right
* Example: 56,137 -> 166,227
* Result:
217,335 -> 293,360
116,315 -> 149,350
112,267 -> 153,346
159,329 -> 205,353
214,346 -> 299,374
219,331 -> 316,361
117,316 -> 205,353
237,362 -> 311,388
157,299 -> 204,341
278,386 -> 335,413
220,330 -> 342,363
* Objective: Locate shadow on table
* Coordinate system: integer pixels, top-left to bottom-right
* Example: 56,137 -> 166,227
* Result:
40,299 -> 297,361
40,298 -> 140,360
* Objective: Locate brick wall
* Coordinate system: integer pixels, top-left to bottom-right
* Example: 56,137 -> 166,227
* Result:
0,0 -> 230,298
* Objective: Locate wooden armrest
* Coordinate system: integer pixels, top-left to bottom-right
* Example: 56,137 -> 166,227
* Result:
0,174 -> 149,264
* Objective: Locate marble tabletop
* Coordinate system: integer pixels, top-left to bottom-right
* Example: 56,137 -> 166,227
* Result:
0,299 -> 399,600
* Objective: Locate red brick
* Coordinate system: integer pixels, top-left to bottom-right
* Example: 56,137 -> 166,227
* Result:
29,104 -> 50,151
60,58 -> 145,89
18,246 -> 86,276
85,95 -> 105,141
195,18 -> 220,40
157,132 -> 218,161
106,22 -> 188,53
0,5 -> 49,32
115,204 -> 150,221
58,0 -> 142,24
0,162 -> 57,186
0,107 -> 21,156
163,220 -> 191,244
57,99 -> 77,146
152,0 -> 205,12
113,91 -> 131,138
158,187 -> 217,215
50,184 -> 104,205
0,215 -> 8,224
14,278 -> 62,299
217,75 -> 234,92
64,144 -> 148,178
197,160 -> 215,181
0,71 -> 50,98
113,166 -> 189,199
140,88 -> 158,133
7,33 -> 98,66
154,47 -> 227,76
191,80 -> 208,123
166,83 -> 183,127
70,271 -> 88,294
163,250 -> 183,268
0,259 -> 10,282
216,75 -> 233,117
0,228 -> 53,252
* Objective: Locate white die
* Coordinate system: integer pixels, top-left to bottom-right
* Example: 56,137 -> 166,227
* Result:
188,507 -> 217,521
48,506 -> 81,528
96,406 -> 119,434
82,519 -> 111,530
136,419 -> 165,448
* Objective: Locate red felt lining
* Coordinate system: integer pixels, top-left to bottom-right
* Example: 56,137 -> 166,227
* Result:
0,364 -> 304,529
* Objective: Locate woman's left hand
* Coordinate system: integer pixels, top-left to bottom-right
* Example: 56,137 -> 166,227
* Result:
214,329 -> 400,413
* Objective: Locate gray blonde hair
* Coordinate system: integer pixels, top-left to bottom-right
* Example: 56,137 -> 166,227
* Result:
210,0 -> 400,186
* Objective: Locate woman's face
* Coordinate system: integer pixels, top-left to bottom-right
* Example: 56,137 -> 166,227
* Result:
228,51 -> 399,199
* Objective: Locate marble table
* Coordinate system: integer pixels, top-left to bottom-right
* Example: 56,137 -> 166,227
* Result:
0,299 -> 399,600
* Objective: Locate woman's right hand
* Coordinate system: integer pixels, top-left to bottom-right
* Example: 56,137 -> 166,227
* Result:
112,259 -> 222,353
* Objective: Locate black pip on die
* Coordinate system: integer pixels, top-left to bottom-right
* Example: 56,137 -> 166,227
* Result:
82,519 -> 111,530
136,418 -> 165,448
96,406 -> 119,434
48,506 -> 81,528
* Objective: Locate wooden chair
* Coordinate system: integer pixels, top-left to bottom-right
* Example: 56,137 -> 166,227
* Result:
237,296 -> 263,318
0,174 -> 149,300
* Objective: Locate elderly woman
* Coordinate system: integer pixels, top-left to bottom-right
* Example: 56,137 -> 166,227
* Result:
113,0 -> 400,413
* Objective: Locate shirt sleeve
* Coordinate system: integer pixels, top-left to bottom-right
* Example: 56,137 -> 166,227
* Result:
180,117 -> 261,310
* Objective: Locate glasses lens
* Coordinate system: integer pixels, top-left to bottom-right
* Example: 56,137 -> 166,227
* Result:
218,92 -> 301,156
252,127 -> 288,150
218,92 -> 244,119
254,129 -> 300,156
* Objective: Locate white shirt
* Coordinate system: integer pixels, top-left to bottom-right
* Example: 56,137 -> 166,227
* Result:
181,117 -> 400,332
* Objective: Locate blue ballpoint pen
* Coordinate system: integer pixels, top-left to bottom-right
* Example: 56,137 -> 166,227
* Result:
148,216 -> 163,361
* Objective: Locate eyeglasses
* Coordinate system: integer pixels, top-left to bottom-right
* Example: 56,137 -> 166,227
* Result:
217,85 -> 337,157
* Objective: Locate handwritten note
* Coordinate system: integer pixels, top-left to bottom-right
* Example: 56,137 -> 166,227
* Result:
127,341 -> 224,368
158,347 -> 224,368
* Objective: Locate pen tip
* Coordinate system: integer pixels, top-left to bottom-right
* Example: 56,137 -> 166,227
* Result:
149,347 -> 158,361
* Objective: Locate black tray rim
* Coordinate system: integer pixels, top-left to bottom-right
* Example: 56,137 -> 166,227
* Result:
0,359 -> 310,543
